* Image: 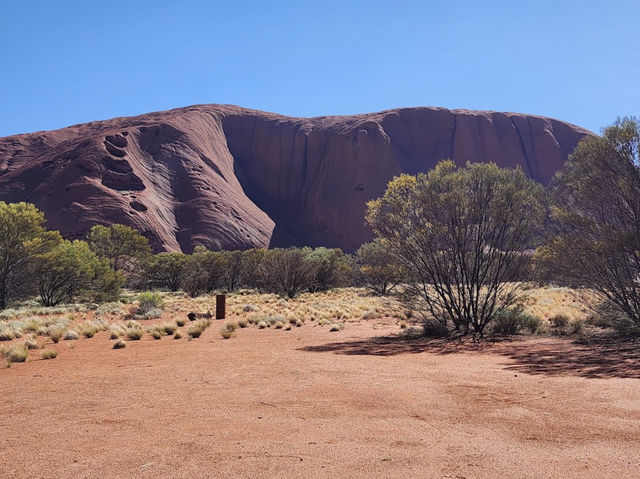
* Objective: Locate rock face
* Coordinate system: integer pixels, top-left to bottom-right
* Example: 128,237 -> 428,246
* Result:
0,105 -> 592,252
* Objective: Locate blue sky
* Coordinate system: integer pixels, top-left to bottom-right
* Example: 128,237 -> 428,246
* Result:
0,0 -> 638,137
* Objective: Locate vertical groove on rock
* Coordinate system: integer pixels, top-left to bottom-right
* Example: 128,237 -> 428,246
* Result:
511,117 -> 534,178
449,113 -> 457,162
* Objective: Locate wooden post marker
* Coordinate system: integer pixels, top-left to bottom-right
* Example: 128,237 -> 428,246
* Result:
216,294 -> 226,320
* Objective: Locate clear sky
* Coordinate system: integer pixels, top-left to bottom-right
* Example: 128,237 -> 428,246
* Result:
1,0 -> 638,137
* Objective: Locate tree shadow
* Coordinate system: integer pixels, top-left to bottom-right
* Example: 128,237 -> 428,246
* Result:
300,335 -> 640,379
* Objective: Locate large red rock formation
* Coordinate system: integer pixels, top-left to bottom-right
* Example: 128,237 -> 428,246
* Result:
0,105 -> 592,252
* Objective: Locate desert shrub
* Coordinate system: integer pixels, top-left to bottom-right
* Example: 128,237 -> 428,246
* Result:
174,330 -> 182,339
399,321 -> 408,329
401,326 -> 424,339
224,321 -> 238,332
570,319 -> 585,335
41,349 -> 57,359
176,318 -> 186,327
237,318 -> 248,328
136,292 -> 164,315
284,323 -> 292,330
366,161 -> 545,336
355,239 -> 404,295
88,223 -> 151,274
421,320 -> 450,338
3,343 -> 28,362
262,248 -> 315,299
113,339 -> 126,349
329,323 -> 341,332
243,304 -> 257,312
549,313 -> 571,329
491,309 -> 542,335
542,118 -> 640,332
258,321 -> 267,329
33,239 -> 122,307
150,329 -> 163,340
144,252 -> 187,291
306,247 -> 351,292
274,321 -> 284,329
180,247 -> 224,297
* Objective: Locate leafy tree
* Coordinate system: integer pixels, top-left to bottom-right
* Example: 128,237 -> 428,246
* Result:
88,224 -> 151,272
307,247 -> 351,292
219,250 -> 245,292
545,118 -> 640,328
263,247 -> 315,299
366,161 -> 545,336
33,240 -> 123,306
0,202 -> 58,309
241,248 -> 267,290
180,247 -> 223,297
355,239 -> 404,295
145,252 -> 187,291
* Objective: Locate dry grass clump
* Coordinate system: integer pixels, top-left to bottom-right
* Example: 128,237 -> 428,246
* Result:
362,310 -> 378,320
48,327 -> 65,343
150,328 -> 163,340
274,321 -> 284,329
550,313 -> 571,328
125,327 -> 144,341
0,327 -> 15,341
237,318 -> 248,328
24,335 -> 39,350
176,318 -> 186,327
285,323 -> 292,331
112,339 -> 126,349
161,322 -> 177,335
80,324 -> 98,338
258,321 -> 268,329
187,318 -> 212,338
109,324 -> 126,339
64,329 -> 79,340
220,329 -> 235,339
3,343 -> 29,363
174,330 -> 183,339
329,322 -> 345,332
41,349 -> 58,360
399,321 -> 408,329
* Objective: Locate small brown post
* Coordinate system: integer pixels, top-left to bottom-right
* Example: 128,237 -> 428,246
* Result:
216,294 -> 226,320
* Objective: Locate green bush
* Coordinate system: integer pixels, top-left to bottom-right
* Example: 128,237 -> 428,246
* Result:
549,313 -> 570,329
135,292 -> 164,315
491,309 -> 542,335
421,320 -> 450,338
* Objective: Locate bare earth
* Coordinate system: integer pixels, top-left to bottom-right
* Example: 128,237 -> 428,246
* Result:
1,319 -> 639,478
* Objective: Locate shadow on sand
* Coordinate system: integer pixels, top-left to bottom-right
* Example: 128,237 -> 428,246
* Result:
300,335 -> 640,379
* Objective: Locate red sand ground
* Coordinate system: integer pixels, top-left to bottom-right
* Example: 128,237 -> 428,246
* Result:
1,320 -> 639,478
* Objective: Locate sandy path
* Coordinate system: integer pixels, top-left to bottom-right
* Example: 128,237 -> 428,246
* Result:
1,320 -> 639,478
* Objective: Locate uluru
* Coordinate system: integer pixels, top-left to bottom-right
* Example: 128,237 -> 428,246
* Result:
0,104 -> 592,252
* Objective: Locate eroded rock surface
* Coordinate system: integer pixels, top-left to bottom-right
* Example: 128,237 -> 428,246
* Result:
0,105 -> 592,252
